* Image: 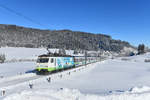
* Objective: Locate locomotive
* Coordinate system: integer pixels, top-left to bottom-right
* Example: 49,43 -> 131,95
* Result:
36,52 -> 99,73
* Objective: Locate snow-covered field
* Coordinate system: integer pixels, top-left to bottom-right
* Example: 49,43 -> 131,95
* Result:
0,47 -> 82,62
0,62 -> 35,77
0,47 -> 47,61
0,47 -> 150,100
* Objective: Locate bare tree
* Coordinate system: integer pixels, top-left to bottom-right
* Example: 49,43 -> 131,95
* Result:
73,49 -> 78,54
138,44 -> 145,54
58,48 -> 66,55
0,54 -> 6,63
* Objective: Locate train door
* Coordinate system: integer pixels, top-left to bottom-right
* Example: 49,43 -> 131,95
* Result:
48,57 -> 55,67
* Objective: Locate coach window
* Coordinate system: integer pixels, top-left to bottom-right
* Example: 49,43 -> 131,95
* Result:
51,58 -> 54,63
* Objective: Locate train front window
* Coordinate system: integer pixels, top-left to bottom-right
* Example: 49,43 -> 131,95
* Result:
51,58 -> 54,63
37,58 -> 49,63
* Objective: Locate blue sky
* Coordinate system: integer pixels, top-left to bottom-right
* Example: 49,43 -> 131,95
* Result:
0,0 -> 149,47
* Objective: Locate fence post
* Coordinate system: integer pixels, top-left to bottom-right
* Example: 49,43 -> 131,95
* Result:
1,89 -> 6,96
29,83 -> 33,89
60,74 -> 62,78
47,77 -> 51,83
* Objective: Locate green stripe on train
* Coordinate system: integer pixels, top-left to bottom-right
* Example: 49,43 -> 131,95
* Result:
36,67 -> 56,71
36,66 -> 68,72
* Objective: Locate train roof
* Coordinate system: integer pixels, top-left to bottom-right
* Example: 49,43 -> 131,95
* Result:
38,53 -> 73,57
38,53 -> 99,58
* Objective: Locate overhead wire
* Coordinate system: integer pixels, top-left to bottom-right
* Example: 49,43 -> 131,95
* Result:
0,3 -> 47,28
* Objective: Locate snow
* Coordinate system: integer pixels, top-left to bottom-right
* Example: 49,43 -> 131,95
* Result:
0,47 -> 77,77
3,87 -> 150,100
36,56 -> 150,95
0,47 -> 47,61
0,62 -> 35,77
0,47 -> 83,62
129,86 -> 150,93
0,47 -> 150,100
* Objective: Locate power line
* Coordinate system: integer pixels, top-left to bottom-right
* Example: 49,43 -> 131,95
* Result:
0,3 -> 46,28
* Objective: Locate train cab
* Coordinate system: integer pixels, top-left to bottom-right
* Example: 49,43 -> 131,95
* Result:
36,57 -> 57,72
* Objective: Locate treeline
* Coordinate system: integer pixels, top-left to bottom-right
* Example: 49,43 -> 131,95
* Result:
0,24 -> 134,52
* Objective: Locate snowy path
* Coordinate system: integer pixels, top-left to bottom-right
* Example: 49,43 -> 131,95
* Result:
0,74 -> 42,89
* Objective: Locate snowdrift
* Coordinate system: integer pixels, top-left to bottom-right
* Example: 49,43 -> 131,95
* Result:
3,86 -> 150,100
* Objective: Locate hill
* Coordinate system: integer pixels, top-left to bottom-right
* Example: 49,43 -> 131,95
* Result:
0,24 -> 134,52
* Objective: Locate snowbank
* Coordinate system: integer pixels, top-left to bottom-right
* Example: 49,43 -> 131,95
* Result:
119,52 -> 150,62
129,86 -> 150,93
4,86 -> 150,100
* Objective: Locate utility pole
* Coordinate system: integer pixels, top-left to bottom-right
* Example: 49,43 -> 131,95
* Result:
85,50 -> 87,66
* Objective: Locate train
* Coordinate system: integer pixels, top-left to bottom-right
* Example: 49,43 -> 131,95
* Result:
36,53 -> 100,74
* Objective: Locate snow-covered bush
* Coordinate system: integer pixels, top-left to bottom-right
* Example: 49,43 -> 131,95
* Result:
0,54 -> 6,63
121,58 -> 130,61
73,49 -> 78,54
120,47 -> 137,56
145,59 -> 150,62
